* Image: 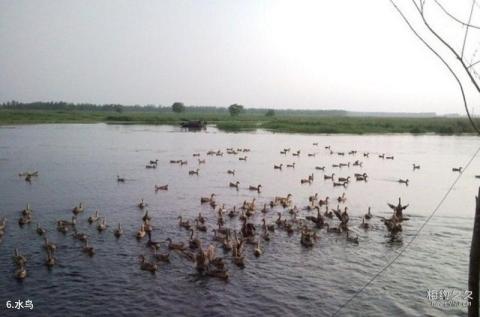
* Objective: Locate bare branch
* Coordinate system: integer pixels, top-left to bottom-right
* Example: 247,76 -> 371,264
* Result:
433,0 -> 480,30
468,60 -> 480,68
461,0 -> 476,59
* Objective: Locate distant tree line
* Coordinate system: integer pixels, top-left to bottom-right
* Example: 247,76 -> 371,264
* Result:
0,100 -> 349,117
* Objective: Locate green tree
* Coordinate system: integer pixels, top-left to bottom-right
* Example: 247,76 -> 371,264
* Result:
172,102 -> 186,113
265,109 -> 275,117
228,104 -> 244,116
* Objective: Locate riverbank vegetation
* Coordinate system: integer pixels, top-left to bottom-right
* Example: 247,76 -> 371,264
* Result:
0,101 -> 475,134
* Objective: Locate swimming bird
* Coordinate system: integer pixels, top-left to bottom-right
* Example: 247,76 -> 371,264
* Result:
398,179 -> 409,185
201,193 -> 215,204
166,238 -> 186,251
113,223 -> 123,238
88,210 -> 100,224
249,184 -> 262,192
274,164 -> 283,170
138,255 -> 157,273
337,193 -> 346,203
229,181 -> 240,189
72,228 -> 88,242
155,184 -> 168,191
359,217 -> 370,229
315,166 -> 325,171
413,164 -> 420,170
346,230 -> 359,244
117,175 -> 125,182
189,168 -> 200,175
96,217 -> 107,232
72,203 -> 84,215
82,239 -> 95,256
387,197 -> 409,219
452,167 -> 463,172
13,249 -> 27,266
136,224 -> 146,239
45,250 -> 56,268
142,210 -> 151,222
365,207 -> 373,220
324,173 -> 335,180
254,241 -> 262,257
137,198 -> 146,209
178,216 -> 191,230
287,163 -> 296,168
227,169 -> 235,175
44,237 -> 56,253
36,223 -> 46,236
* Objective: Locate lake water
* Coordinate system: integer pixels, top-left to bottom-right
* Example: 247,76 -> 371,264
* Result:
0,124 -> 479,316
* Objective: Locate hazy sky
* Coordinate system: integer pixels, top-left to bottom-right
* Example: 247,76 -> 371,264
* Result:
0,0 -> 478,113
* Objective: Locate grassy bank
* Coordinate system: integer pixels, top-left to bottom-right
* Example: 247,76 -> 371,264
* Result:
0,109 -> 476,134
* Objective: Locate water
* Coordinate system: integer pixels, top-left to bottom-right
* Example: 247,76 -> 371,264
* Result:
0,124 -> 479,316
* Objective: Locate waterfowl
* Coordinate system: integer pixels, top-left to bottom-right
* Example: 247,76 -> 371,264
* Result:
363,152 -> 369,157
117,175 -> 125,182
13,249 -> 27,266
113,223 -> 123,238
201,193 -> 215,204
249,184 -> 262,192
198,159 -> 206,164
82,239 -> 95,256
18,215 -> 31,226
254,241 -> 262,257
144,220 -> 153,234
339,163 -> 350,168
313,142 -> 319,146
45,250 -> 56,268
149,159 -> 159,165
15,265 -> 27,280
36,223 -> 46,236
274,164 -> 283,170
332,164 -> 340,168
388,197 -> 409,219
292,150 -> 301,157
229,181 -> 240,189
308,153 -> 316,157
189,229 -> 201,249
145,164 -> 156,169
413,164 -> 420,170
146,231 -> 161,249
386,156 -> 394,160
96,217 -> 107,232
166,238 -> 186,251
301,178 -> 312,184
318,196 -> 329,206
337,152 -> 345,156
197,212 -> 206,224
300,230 -> 314,247
180,160 -> 188,165
355,173 -> 368,181
365,207 -> 373,220
138,255 -> 157,273
239,156 -> 248,161
398,179 -> 409,185
195,219 -> 207,232
189,168 -> 200,175
227,169 -> 235,175
228,206 -> 238,218
452,167 -> 463,172
360,217 -> 370,229
44,237 -> 56,253
261,203 -> 268,214
333,181 -> 347,187
151,246 -> 170,263
155,184 -> 168,191
87,210 -> 99,224
72,228 -> 88,242
315,166 -> 325,171
136,224 -> 146,239
57,216 -> 76,228
346,230 -> 359,244
352,160 -> 362,167
338,176 -> 350,183
142,210 -> 151,222
378,154 -> 385,159
72,203 -> 84,215
178,216 -> 191,230
324,173 -> 335,180
0,217 -> 6,231
324,223 -> 342,233
287,163 -> 296,168
324,206 -> 334,219
137,198 -> 146,209
337,193 -> 347,203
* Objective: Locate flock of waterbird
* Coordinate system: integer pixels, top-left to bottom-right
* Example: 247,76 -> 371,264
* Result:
4,143 -> 466,281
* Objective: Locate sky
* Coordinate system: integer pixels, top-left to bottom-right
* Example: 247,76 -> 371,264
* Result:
0,0 -> 479,114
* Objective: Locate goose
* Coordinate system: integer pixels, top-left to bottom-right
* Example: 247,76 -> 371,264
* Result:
452,167 -> 463,172
229,181 -> 240,189
324,206 -> 334,219
254,241 -> 262,257
324,223 -> 341,233
300,230 -> 314,247
308,153 -> 316,157
57,216 -> 76,228
138,255 -> 157,273
222,232 -> 233,251
149,159 -> 159,165
262,228 -> 271,241
315,166 -> 325,171
227,169 -> 235,175
180,160 -> 188,165
72,203 -> 84,215
363,152 -> 369,157
0,217 -> 6,231
18,215 -> 31,226
232,251 -> 245,268
96,217 -> 107,232
146,231 -> 161,249
318,196 -> 329,206
386,156 -> 394,160
177,216 -> 191,230
292,150 -> 301,157
142,210 -> 151,222
359,217 -> 370,229
309,193 -> 318,203
155,184 -> 168,191
197,212 -> 206,224
239,156 -> 247,161
348,150 -> 357,155
301,178 -> 312,184
413,164 -> 420,170
44,237 -> 56,253
313,142 -> 319,146
15,265 -> 27,280
189,168 -> 200,175
198,159 -> 206,164
346,230 -> 359,244
324,173 -> 335,180
398,179 -> 409,185
287,163 -> 296,168
333,181 -> 347,187
338,176 -> 350,183
339,163 -> 350,168
352,160 -> 362,167
117,175 -> 125,182
228,206 -> 238,218
388,197 -> 409,219
275,212 -> 283,226
36,223 -> 46,236
274,164 -> 283,170
261,204 -> 268,214
136,224 -> 146,239
165,238 -> 186,251
337,152 -> 345,156
365,207 -> 373,220
137,199 -> 146,209
249,184 -> 262,192
72,228 -> 88,242
45,250 -> 56,268
113,223 -> 123,238
378,154 -> 385,159
332,164 -> 340,168
145,164 -> 156,169
144,220 -> 153,234
337,193 -> 347,203
151,246 -> 170,263
189,229 -> 201,249
88,210 -> 99,224
200,193 -> 215,204
195,219 -> 207,232
13,249 -> 27,266
355,173 -> 368,181
82,239 -> 95,256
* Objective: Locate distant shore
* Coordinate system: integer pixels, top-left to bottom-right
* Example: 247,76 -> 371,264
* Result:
0,109 -> 476,134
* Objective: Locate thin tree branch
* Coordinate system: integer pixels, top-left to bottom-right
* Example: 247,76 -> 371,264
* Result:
461,0 -> 476,59
468,60 -> 480,68
433,0 -> 480,30
391,0 -> 480,134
